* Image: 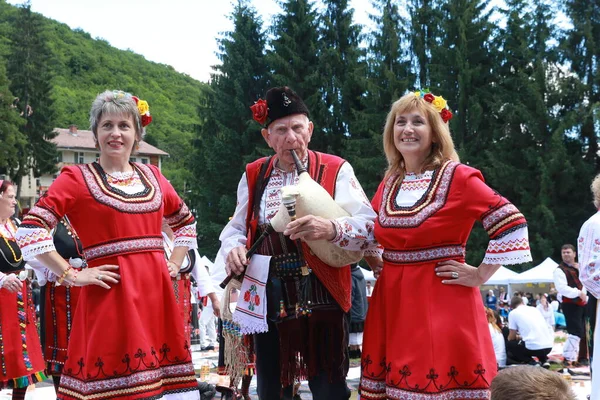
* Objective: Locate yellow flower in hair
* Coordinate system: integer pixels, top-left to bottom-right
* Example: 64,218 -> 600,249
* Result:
137,100 -> 149,115
432,96 -> 447,112
414,91 -> 421,97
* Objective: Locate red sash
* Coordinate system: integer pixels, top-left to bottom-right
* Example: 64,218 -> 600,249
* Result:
245,151 -> 352,312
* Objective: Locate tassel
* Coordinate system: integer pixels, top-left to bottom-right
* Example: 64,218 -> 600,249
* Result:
280,300 -> 288,318
296,268 -> 313,318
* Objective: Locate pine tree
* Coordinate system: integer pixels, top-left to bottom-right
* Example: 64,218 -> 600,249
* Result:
268,0 -> 330,152
319,0 -> 367,156
431,0 -> 497,155
408,0 -> 443,88
0,64 -> 25,174
561,0 -> 600,167
351,0 -> 414,196
6,2 -> 57,200
189,0 -> 269,255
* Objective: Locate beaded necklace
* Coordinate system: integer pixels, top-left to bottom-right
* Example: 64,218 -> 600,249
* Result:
0,218 -> 22,263
105,170 -> 138,187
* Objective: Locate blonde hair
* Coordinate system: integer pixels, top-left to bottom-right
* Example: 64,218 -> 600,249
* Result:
491,366 -> 576,400
383,92 -> 459,179
591,173 -> 600,209
485,308 -> 501,333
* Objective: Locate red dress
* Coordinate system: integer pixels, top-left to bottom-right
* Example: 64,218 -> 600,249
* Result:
359,161 -> 531,400
0,219 -> 46,389
19,162 -> 199,400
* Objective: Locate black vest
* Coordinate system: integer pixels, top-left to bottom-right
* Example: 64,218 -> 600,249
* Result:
0,218 -> 26,273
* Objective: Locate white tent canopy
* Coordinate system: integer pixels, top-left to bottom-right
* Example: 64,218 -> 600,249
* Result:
484,266 -> 519,285
509,257 -> 558,284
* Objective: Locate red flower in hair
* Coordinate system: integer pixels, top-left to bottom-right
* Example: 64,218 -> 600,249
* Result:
441,108 -> 453,123
423,93 -> 435,103
141,114 -> 153,127
250,99 -> 269,125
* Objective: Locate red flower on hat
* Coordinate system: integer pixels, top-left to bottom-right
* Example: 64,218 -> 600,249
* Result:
250,99 -> 269,125
423,93 -> 435,103
441,108 -> 453,123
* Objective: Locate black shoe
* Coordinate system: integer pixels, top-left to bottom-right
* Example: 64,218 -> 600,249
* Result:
542,362 -> 551,369
205,345 -> 215,351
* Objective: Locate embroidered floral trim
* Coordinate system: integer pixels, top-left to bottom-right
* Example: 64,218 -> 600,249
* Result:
383,245 -> 466,265
380,161 -> 458,228
59,362 -> 197,398
243,284 -> 261,311
79,163 -> 162,214
360,357 -> 491,400
83,236 -> 163,262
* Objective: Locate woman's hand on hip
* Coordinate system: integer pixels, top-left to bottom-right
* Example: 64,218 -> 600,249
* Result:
435,260 -> 483,287
72,264 -> 120,289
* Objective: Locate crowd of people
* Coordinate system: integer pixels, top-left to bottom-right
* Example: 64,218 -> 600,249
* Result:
0,85 -> 593,400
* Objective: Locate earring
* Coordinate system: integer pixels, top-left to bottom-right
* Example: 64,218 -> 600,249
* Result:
94,142 -> 99,150
134,140 -> 140,151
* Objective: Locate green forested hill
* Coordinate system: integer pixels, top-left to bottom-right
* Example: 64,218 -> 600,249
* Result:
0,0 -> 207,193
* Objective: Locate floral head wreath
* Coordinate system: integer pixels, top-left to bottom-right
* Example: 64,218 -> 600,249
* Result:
414,89 -> 453,123
112,90 -> 153,127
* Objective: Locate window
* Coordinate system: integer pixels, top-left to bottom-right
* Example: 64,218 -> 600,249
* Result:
130,157 -> 137,163
141,158 -> 149,164
73,152 -> 84,164
57,152 -> 63,162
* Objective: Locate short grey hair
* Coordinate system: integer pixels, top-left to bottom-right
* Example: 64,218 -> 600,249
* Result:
592,173 -> 600,209
89,90 -> 145,142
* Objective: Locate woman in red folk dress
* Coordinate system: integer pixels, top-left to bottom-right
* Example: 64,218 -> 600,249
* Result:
16,90 -> 200,400
359,90 -> 532,400
0,180 -> 46,400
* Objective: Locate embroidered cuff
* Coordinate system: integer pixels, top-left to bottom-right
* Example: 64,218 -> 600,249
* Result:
16,227 -> 56,261
174,237 -> 198,250
329,220 -> 343,243
483,227 -> 531,265
173,223 -> 197,250
364,246 -> 383,257
483,250 -> 532,266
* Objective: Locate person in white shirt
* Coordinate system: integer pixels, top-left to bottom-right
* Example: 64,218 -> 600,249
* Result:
486,308 -> 506,368
536,294 -> 555,334
576,173 -> 600,399
507,296 -> 554,365
553,244 -> 587,366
